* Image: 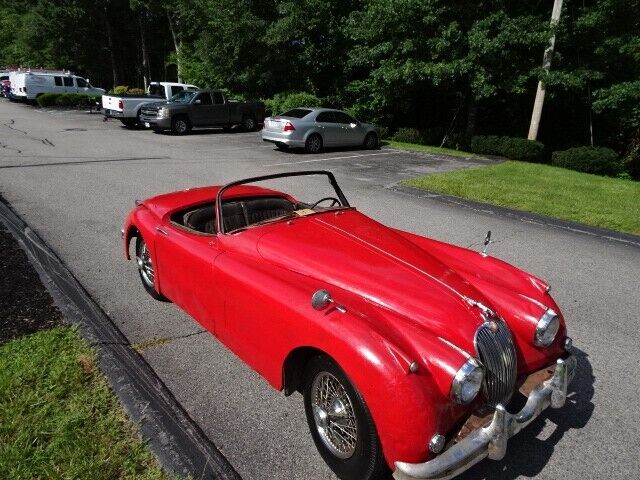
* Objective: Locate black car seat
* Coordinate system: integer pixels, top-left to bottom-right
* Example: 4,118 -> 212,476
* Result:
243,198 -> 295,225
183,202 -> 248,233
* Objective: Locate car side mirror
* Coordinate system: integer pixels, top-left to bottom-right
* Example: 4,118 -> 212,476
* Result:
194,99 -> 202,105
350,122 -> 358,128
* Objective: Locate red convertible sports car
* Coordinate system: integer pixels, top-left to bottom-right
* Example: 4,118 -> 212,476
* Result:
123,171 -> 576,480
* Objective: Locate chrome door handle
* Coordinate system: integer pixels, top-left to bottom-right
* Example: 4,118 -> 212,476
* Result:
155,227 -> 169,236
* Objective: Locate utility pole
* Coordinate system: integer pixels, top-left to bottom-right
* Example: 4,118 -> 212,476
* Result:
528,0 -> 563,140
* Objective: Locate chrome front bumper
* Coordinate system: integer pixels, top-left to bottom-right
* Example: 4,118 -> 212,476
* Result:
393,355 -> 577,480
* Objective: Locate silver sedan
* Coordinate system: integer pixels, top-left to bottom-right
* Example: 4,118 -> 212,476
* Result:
261,108 -> 379,153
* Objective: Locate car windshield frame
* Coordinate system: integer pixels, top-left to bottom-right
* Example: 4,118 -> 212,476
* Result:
216,171 -> 350,235
170,90 -> 197,103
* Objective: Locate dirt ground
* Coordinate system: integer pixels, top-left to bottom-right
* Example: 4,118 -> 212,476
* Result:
0,204 -> 62,344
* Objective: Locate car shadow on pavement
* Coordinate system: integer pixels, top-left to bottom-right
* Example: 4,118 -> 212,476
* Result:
456,347 -> 595,480
270,145 -> 380,155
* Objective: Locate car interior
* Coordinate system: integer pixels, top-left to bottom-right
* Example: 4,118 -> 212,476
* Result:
171,196 -> 297,234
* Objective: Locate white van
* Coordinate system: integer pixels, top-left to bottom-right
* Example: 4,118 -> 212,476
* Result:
10,70 -> 105,102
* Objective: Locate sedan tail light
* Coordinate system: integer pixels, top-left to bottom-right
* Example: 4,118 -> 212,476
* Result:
283,121 -> 295,132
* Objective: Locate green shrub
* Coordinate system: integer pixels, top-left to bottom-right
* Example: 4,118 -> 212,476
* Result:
377,126 -> 390,140
390,127 -> 444,145
37,93 -> 98,108
552,146 -> 621,176
127,88 -> 145,95
56,93 -> 80,106
470,135 -> 504,156
501,137 -> 545,162
471,135 -> 545,162
624,130 -> 640,180
36,93 -> 61,107
265,91 -> 322,116
392,128 -> 424,144
108,85 -> 130,95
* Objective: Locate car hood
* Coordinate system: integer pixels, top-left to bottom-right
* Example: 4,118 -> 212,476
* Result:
256,209 -> 493,352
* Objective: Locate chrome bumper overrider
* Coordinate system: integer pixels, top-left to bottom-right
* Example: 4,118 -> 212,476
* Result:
393,355 -> 577,480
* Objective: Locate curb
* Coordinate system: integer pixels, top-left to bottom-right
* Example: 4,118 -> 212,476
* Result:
0,198 -> 240,480
391,185 -> 640,249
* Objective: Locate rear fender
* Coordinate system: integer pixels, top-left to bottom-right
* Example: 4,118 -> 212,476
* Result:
303,128 -> 323,143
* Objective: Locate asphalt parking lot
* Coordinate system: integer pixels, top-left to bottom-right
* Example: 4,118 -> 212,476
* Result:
1,101 -> 639,479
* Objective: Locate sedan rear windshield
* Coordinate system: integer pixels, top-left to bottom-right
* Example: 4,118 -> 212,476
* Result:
280,109 -> 312,118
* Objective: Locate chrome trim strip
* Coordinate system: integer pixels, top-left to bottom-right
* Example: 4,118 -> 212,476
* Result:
393,355 -> 576,480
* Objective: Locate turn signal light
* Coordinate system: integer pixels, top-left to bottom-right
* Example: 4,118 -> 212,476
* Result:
283,121 -> 295,132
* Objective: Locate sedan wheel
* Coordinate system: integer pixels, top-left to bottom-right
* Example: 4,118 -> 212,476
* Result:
364,132 -> 379,150
305,134 -> 323,154
135,236 -> 168,301
304,356 -> 388,480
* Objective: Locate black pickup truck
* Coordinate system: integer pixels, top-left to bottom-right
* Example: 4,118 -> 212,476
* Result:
139,90 -> 265,134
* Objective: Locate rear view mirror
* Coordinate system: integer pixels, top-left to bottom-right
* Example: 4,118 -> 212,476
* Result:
194,99 -> 202,105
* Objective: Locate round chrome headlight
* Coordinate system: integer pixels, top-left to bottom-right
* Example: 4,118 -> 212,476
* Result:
451,358 -> 484,405
535,309 -> 560,347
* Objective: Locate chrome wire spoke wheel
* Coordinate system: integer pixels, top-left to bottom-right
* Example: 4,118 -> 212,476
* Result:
136,241 -> 154,288
311,372 -> 358,459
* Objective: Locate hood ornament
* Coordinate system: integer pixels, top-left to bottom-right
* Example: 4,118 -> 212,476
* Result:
465,297 -> 497,320
481,230 -> 493,256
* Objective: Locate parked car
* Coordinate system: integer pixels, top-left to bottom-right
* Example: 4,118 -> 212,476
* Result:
139,89 -> 264,134
122,170 -> 576,480
102,81 -> 199,128
262,108 -> 380,153
1,80 -> 10,98
9,70 -> 104,102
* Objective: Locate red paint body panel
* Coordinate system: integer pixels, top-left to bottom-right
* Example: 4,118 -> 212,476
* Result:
123,184 -> 569,468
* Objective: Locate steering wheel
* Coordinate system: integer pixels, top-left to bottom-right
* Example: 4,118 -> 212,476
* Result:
310,197 -> 341,209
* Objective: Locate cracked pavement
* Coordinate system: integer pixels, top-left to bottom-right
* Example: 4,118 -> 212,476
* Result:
1,100 -> 639,479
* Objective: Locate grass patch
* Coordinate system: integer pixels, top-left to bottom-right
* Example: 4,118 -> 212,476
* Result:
385,140 -> 479,159
403,161 -> 640,234
0,327 -> 171,479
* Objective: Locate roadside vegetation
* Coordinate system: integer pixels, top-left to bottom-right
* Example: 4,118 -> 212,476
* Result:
0,328 -> 170,480
385,140 -> 479,159
36,93 -> 100,108
0,224 -> 169,480
403,161 -> 640,235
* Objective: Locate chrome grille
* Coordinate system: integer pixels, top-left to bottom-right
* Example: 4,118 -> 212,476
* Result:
141,106 -> 158,118
475,320 -> 517,408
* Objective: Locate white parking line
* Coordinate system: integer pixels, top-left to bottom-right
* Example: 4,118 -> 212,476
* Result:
264,151 -> 396,167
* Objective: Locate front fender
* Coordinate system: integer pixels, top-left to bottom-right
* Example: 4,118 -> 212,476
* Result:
122,205 -> 163,294
305,298 -> 471,468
